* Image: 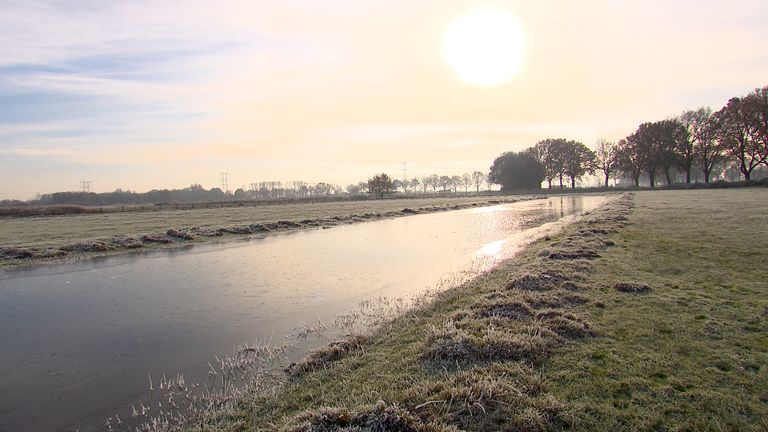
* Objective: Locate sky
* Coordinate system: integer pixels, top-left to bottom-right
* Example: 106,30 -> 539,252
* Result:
1,0 -> 767,199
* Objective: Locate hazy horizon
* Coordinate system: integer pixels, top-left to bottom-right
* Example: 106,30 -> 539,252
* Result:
2,0 -> 767,199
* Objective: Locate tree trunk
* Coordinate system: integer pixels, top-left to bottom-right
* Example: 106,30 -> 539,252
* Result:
665,168 -> 672,185
558,175 -> 563,188
741,160 -> 751,180
604,174 -> 609,187
571,177 -> 576,189
649,173 -> 655,187
685,168 -> 691,183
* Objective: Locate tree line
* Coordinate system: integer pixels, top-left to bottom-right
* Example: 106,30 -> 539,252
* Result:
18,181 -> 347,206
352,172 -> 492,198
490,85 -> 768,190
2,171 -> 496,206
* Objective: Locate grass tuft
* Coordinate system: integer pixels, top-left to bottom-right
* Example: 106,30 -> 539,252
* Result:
285,335 -> 368,378
284,401 -> 460,432
614,281 -> 652,294
421,322 -> 554,365
400,363 -> 566,431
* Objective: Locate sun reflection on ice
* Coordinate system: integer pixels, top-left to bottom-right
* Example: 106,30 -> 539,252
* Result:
479,239 -> 505,257
473,205 -> 505,214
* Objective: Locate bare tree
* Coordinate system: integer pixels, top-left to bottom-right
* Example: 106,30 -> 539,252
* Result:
420,176 -> 430,193
410,177 -> 421,193
471,171 -> 484,192
429,174 -> 440,193
594,139 -> 618,187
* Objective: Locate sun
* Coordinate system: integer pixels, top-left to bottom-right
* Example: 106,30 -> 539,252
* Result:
442,7 -> 525,87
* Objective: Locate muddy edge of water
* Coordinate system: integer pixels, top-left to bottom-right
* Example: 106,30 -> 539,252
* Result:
0,195 -> 549,269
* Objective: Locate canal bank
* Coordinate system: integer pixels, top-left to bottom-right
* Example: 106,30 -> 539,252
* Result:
197,189 -> 767,432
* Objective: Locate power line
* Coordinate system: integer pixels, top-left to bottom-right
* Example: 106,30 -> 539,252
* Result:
80,180 -> 91,193
219,172 -> 230,193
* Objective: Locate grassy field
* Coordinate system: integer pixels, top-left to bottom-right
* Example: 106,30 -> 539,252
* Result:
194,188 -> 768,431
0,195 -> 532,266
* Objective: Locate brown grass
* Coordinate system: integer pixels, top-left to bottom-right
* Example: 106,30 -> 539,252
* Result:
283,401 -> 460,432
285,335 -> 368,378
400,363 -> 567,432
0,204 -> 101,217
613,281 -> 653,293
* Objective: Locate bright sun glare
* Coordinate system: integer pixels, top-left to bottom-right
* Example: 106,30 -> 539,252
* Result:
443,7 -> 525,87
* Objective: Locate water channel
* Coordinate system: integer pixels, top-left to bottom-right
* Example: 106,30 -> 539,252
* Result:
0,195 -> 607,432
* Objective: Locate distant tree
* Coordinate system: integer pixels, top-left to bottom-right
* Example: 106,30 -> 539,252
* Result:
420,176 -> 430,193
535,138 -> 586,188
595,139 -> 618,187
346,184 -> 361,195
488,148 -> 545,191
485,173 -> 493,191
534,138 -> 562,188
234,188 -> 248,199
438,175 -> 451,192
410,177 -> 421,193
627,122 -> 664,187
313,182 -> 332,196
713,95 -> 765,180
450,175 -> 462,192
392,179 -> 403,193
690,110 -> 726,183
724,163 -> 742,181
367,173 -> 393,199
562,140 -> 597,188
471,171 -> 484,192
298,184 -> 309,197
461,173 -> 472,192
658,119 -> 687,185
429,174 -> 440,193
747,86 -> 768,165
617,138 -> 642,186
679,108 -> 711,183
753,164 -> 768,180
